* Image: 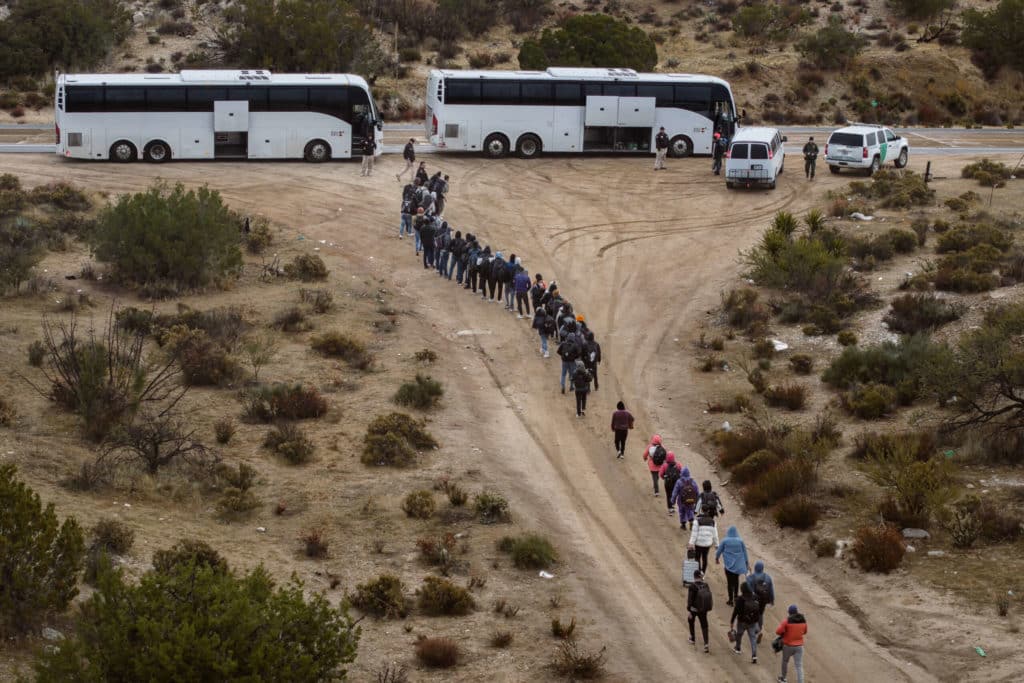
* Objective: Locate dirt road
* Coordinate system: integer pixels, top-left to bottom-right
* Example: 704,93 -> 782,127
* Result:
9,152 -> 1014,680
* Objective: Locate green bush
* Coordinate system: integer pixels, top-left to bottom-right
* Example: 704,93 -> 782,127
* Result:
27,340 -> 46,367
402,490 -> 435,519
851,430 -> 936,461
361,412 -> 437,467
0,464 -> 85,636
796,17 -> 867,70
961,158 -> 1013,186
91,518 -> 134,555
0,216 -> 44,294
822,334 -> 939,404
152,538 -> 227,575
851,524 -> 905,573
837,330 -> 858,347
311,332 -> 372,369
414,636 -> 460,668
891,0 -> 956,20
35,550 -> 359,680
417,576 -> 475,616
244,216 -> 274,255
722,288 -> 770,331
842,383 -> 897,419
284,253 -> 329,281
518,14 -> 658,72
884,293 -> 962,334
733,2 -> 810,41
933,267 -> 999,292
886,229 -> 918,254
399,47 -> 421,62
349,574 -> 408,618
936,224 -> 1013,254
730,449 -> 781,485
773,495 -> 820,529
243,383 -> 328,422
394,374 -> 444,409
742,459 -> 814,507
161,326 -> 242,387
0,173 -> 20,191
865,445 -> 952,524
28,182 -> 91,211
499,533 -> 557,569
474,491 -> 511,524
847,170 -> 935,208
263,423 -> 315,464
962,0 -> 1024,78
90,183 -> 242,295
764,383 -> 807,410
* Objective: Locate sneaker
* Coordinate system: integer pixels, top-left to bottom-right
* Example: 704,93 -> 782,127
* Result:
517,314 -> 523,319
687,638 -> 695,645
543,352 -> 550,359
561,387 -> 565,394
703,645 -> 710,654
581,411 -> 585,416
778,678 -> 787,683
653,491 -> 660,497
726,600 -> 734,607
617,452 -> 624,459
732,647 -> 741,656
751,656 -> 758,664
667,509 -> 674,516
679,523 -> 686,529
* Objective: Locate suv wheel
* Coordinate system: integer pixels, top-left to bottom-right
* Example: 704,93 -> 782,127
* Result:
829,165 -> 840,175
868,156 -> 881,176
895,148 -> 908,168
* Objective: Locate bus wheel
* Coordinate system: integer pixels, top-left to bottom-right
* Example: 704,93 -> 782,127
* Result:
516,134 -> 542,159
144,141 -> 170,163
483,134 -> 509,159
304,140 -> 330,163
669,135 -> 692,158
109,140 -> 137,163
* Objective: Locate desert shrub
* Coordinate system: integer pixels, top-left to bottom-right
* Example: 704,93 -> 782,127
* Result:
490,630 -> 514,647
414,636 -> 460,668
417,533 -> 456,568
28,182 -> 90,212
865,444 -> 952,524
963,0 -> 1024,78
551,639 -> 606,679
773,495 -> 820,529
733,1 -> 810,41
217,485 -> 260,517
474,491 -> 511,524
311,332 -> 372,369
822,334 -> 939,403
851,431 -> 936,461
393,374 -> 444,409
244,216 -> 273,254
26,339 -> 46,367
152,538 -> 228,575
91,518 -> 134,555
811,535 -> 836,557
730,449 -> 781,485
467,52 -> 492,69
446,483 -> 468,506
961,158 -> 1013,187
399,47 -> 421,62
213,418 -> 237,445
518,14 -> 657,72
891,0 -> 955,20
271,306 -> 312,333
941,498 -> 983,548
414,348 -> 438,363
721,287 -> 770,330
35,549 -> 359,680
933,267 -> 999,293
402,490 -> 435,519
764,383 -> 807,410
0,216 -> 44,294
243,383 -> 327,422
90,183 -> 242,295
284,253 -> 329,281
300,528 -> 329,558
975,499 -> 1023,542
797,17 -> 867,70
0,173 -> 20,191
936,224 -> 1013,254
0,465 -> 85,635
752,338 -> 775,359
742,458 -> 815,507
851,524 -> 905,573
263,423 -> 315,464
161,326 -> 242,387
842,383 -> 898,419
886,229 -> 919,254
714,418 -> 791,467
349,574 -> 408,618
361,412 -> 437,467
706,394 -> 752,413
551,616 -> 576,639
848,170 -> 935,208
884,293 -> 962,334
300,287 -> 334,314
499,533 -> 557,569
789,354 -> 813,374
0,398 -> 14,427
505,0 -> 552,32
837,330 -> 858,347
417,576 -> 475,616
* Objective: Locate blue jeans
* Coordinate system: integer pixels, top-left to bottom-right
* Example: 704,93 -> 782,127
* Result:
436,250 -> 449,275
540,333 -> 548,354
455,259 -> 466,283
733,622 -> 758,657
400,213 -> 412,236
504,287 -> 514,308
447,255 -> 458,279
414,231 -> 421,253
560,360 -> 573,390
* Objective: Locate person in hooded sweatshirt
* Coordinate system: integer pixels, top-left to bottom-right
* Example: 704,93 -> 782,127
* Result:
641,434 -> 665,497
671,466 -> 701,529
610,401 -> 634,459
570,359 -> 592,417
715,525 -> 750,606
532,306 -> 551,358
686,569 -> 713,654
419,216 -> 437,269
730,582 -> 761,664
513,266 -> 532,318
687,513 -> 719,574
488,251 -> 505,302
659,452 -> 682,515
745,560 -> 775,634
776,604 -> 808,683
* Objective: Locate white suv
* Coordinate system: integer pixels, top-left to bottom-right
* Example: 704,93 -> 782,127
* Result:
825,124 -> 909,175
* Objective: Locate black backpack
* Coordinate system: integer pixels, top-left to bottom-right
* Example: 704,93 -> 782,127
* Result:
752,576 -> 772,607
651,444 -> 667,467
558,337 -> 580,362
542,316 -> 556,336
693,581 -> 713,613
700,491 -> 720,517
741,596 -> 761,625
664,462 -> 681,485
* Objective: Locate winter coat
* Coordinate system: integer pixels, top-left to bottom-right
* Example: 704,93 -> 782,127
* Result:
745,565 -> 775,607
610,409 -> 634,432
715,526 -> 749,575
403,141 -> 415,162
671,470 -> 700,508
696,490 -> 725,517
642,437 -> 663,472
532,309 -> 548,333
658,455 -> 679,480
776,614 -> 808,646
731,593 -> 760,627
570,365 -> 592,393
688,517 -> 719,549
686,580 -> 711,614
513,271 -> 531,294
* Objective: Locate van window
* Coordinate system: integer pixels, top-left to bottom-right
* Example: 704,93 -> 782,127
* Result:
750,144 -> 769,159
829,132 -> 863,147
730,143 -> 749,159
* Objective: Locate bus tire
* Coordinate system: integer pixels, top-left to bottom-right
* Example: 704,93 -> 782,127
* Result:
303,139 -> 331,163
483,133 -> 510,159
109,140 -> 137,163
515,134 -> 542,159
144,141 -> 171,163
668,135 -> 692,158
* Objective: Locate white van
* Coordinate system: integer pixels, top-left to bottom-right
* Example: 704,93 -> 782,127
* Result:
725,127 -> 786,190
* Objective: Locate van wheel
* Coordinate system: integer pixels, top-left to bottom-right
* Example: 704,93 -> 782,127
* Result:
304,140 -> 330,163
868,156 -> 881,176
895,148 -> 908,168
109,140 -> 137,163
669,135 -> 692,158
829,165 -> 840,174
516,134 -> 542,159
144,141 -> 170,163
768,180 -> 776,190
484,133 -> 510,159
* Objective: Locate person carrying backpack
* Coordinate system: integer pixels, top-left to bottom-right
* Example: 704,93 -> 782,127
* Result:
671,467 -> 700,529
557,328 -> 581,394
478,250 -> 493,300
435,174 -> 450,215
415,161 -> 428,185
399,182 -> 416,238
488,252 -> 505,303
582,331 -> 601,391
397,138 -> 416,182
712,132 -> 727,175
715,525 -> 749,606
570,359 -> 592,417
746,561 -> 775,634
687,514 -> 719,574
465,241 -> 481,292
447,230 -> 464,281
660,453 -> 682,515
434,221 -> 451,276
412,207 -> 427,255
686,569 -> 713,654
610,401 -> 634,459
503,255 -> 517,311
642,435 -> 667,497
730,582 -> 761,664
533,306 -> 552,358
696,480 -> 725,519
776,605 -> 808,683
419,216 -> 437,270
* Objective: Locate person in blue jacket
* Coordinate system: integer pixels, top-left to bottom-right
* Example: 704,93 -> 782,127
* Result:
745,560 -> 775,633
715,525 -> 750,606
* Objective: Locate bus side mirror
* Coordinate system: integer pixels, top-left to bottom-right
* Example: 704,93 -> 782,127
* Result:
781,136 -> 788,142
376,120 -> 383,131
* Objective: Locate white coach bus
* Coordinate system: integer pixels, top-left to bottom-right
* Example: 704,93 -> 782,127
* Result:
55,70 -> 383,162
424,67 -> 737,159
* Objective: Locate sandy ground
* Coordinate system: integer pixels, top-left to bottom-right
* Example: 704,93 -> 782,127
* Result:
2,149 -> 1022,681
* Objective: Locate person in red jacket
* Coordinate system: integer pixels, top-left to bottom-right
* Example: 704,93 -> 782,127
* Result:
641,434 -> 666,496
610,401 -> 634,459
776,604 -> 808,683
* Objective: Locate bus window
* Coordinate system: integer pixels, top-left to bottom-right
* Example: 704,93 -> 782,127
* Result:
603,83 -> 636,97
637,84 -> 673,106
66,86 -> 104,113
445,80 -> 481,104
146,87 -> 187,111
582,82 -> 602,99
554,82 -> 582,106
187,87 -> 227,111
268,87 -> 308,111
104,87 -> 146,111
309,86 -> 348,119
674,85 -> 711,115
520,82 -> 552,105
227,86 -> 268,111
481,80 -> 519,105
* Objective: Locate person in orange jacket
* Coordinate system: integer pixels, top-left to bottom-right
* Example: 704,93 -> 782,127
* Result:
641,434 -> 666,497
776,604 -> 808,683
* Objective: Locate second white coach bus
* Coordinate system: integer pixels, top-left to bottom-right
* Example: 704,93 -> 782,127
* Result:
425,67 -> 737,159
55,70 -> 383,162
